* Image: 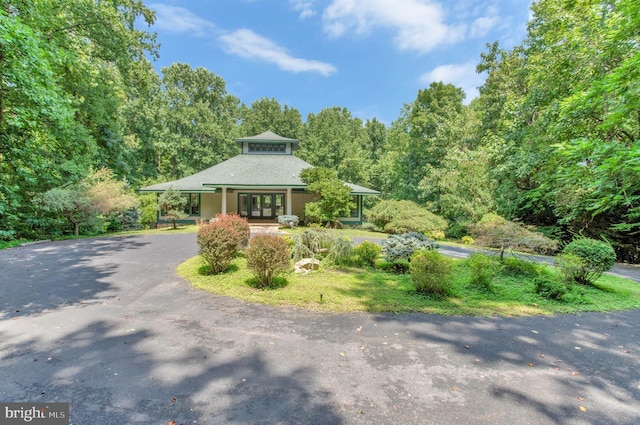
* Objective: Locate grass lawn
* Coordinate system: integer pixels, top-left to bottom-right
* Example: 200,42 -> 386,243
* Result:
177,254 -> 640,316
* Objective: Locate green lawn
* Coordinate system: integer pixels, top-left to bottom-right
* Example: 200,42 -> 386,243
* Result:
177,254 -> 640,316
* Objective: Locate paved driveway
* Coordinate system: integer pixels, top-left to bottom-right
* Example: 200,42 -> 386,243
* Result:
1,234 -> 639,425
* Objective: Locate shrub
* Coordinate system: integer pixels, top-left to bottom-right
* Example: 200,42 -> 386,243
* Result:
290,229 -> 353,264
461,236 -> 474,245
558,238 -> 616,285
197,222 -> 240,274
465,253 -> 501,290
469,213 -> 559,259
534,275 -> 568,300
325,237 -> 355,266
410,250 -> 452,295
446,222 -> 470,239
502,256 -> 542,276
214,213 -> 250,248
278,215 -> 299,228
365,200 -> 448,235
354,241 -> 382,267
0,230 -> 16,241
555,253 -> 585,285
382,232 -> 438,263
245,235 -> 291,287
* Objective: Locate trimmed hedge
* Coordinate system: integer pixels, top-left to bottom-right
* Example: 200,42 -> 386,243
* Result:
197,222 -> 239,274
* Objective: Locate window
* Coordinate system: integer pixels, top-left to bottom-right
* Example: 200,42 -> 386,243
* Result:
159,193 -> 200,216
248,143 -> 286,153
350,195 -> 359,217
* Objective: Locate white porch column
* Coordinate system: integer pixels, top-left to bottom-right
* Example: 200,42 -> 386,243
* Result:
221,187 -> 227,216
286,188 -> 292,215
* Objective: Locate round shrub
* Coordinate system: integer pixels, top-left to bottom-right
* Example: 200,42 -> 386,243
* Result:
197,222 -> 240,274
561,238 -> 616,285
461,235 -> 474,245
465,253 -> 501,290
533,275 -> 568,300
382,232 -> 438,263
214,213 -> 250,248
246,235 -> 291,287
410,249 -> 452,295
354,241 -> 381,267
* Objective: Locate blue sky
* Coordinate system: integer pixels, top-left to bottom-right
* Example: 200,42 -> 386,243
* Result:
145,0 -> 532,124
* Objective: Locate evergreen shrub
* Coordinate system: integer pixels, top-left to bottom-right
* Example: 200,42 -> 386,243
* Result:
197,222 -> 239,274
325,237 -> 355,266
365,200 -> 447,235
558,238 -> 616,285
382,232 -> 438,263
410,250 -> 452,295
354,241 -> 381,267
533,275 -> 568,300
246,235 -> 291,287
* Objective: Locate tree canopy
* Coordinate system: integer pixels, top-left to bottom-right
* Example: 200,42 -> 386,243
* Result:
2,0 -> 639,261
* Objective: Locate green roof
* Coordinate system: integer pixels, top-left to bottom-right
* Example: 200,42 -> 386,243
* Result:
139,154 -> 311,192
139,131 -> 380,196
235,130 -> 299,145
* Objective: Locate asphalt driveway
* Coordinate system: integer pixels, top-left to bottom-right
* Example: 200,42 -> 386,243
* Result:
1,234 -> 639,425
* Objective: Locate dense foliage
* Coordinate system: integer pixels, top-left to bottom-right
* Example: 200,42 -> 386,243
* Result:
382,232 -> 438,263
245,234 -> 290,287
365,200 -> 447,237
557,238 -> 617,285
409,249 -> 452,295
197,222 -> 239,274
2,0 -> 639,263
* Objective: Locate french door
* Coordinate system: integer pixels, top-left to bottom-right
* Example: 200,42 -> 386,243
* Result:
241,193 -> 285,219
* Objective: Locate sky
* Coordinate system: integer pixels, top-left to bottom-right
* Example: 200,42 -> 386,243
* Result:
144,0 -> 533,124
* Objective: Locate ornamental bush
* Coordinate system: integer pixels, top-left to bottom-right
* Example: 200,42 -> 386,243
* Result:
465,253 -> 501,290
354,241 -> 381,267
245,234 -> 291,287
558,238 -> 616,285
410,250 -> 452,295
382,232 -> 438,263
197,222 -> 240,274
469,213 -> 558,259
214,213 -> 250,248
533,275 -> 568,300
365,200 -> 448,235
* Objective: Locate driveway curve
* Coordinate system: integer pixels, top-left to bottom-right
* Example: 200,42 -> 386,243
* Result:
1,234 -> 639,425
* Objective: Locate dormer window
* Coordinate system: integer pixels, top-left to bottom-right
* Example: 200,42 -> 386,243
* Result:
248,143 -> 286,153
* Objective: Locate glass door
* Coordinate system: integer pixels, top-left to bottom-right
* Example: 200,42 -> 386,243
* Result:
244,193 -> 284,219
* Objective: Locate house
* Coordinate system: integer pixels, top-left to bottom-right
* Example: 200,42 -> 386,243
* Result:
139,131 -> 380,224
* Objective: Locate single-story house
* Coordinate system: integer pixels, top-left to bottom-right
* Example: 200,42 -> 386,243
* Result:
139,131 -> 380,224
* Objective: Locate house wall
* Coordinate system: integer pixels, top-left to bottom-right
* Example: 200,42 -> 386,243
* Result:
292,193 -> 315,221
201,193 -> 218,219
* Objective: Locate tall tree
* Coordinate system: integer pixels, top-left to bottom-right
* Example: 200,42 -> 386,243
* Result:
0,0 -> 157,237
298,107 -> 372,186
239,97 -> 303,139
158,63 -> 241,179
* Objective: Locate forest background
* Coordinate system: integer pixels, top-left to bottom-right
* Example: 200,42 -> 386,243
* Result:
1,0 -> 638,261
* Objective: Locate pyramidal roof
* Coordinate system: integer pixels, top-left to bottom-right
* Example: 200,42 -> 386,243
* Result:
139,131 -> 380,195
235,130 -> 299,144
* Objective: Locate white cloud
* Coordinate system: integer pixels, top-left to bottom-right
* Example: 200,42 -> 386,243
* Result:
218,29 -> 337,76
419,61 -> 486,103
322,0 -> 467,54
469,15 -> 499,38
290,0 -> 316,19
149,3 -> 216,36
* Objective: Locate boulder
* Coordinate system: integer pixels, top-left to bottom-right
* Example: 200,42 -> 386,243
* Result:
294,258 -> 320,274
